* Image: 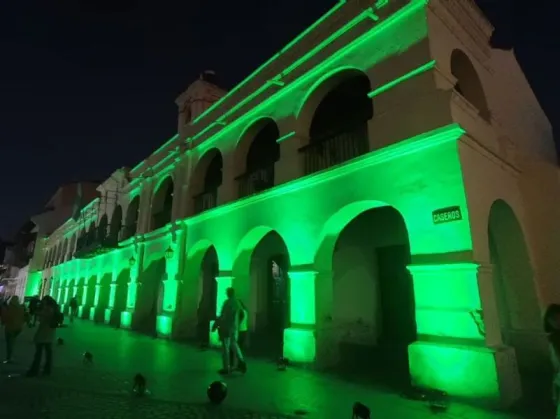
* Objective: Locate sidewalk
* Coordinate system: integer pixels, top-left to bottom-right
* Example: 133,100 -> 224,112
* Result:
0,320 -> 534,418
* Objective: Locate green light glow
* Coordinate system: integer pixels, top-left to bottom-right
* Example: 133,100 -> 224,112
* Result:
39,0 -> 516,405
367,60 -> 436,98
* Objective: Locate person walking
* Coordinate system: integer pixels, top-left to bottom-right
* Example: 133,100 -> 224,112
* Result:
1,296 -> 25,363
212,287 -> 247,375
26,296 -> 59,377
69,297 -> 78,323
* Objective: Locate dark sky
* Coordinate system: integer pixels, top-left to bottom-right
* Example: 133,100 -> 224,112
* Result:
0,0 -> 557,239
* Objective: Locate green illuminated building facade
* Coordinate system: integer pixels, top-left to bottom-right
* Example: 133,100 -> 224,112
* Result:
28,0 -> 557,407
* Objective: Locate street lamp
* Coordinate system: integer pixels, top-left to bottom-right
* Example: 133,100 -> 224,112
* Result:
165,246 -> 174,261
129,256 -> 136,267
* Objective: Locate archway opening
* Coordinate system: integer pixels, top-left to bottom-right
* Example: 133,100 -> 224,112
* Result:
450,49 -> 491,121
196,246 -> 219,347
83,276 -> 97,319
66,279 -> 75,306
75,278 -> 84,306
97,214 -> 108,244
124,197 -> 140,240
61,239 -> 69,263
300,71 -> 372,175
151,177 -> 174,231
109,205 -> 123,244
236,120 -> 280,198
94,273 -> 112,323
191,149 -> 223,214
331,206 -> 414,389
111,268 -> 130,327
488,199 -> 546,402
244,231 -> 291,359
134,258 -> 166,337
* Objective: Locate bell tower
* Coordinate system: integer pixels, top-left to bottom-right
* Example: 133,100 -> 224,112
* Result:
175,70 -> 227,134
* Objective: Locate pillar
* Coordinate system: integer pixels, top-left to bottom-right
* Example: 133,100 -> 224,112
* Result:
283,269 -> 317,363
209,274 -> 234,347
407,262 -> 521,407
56,283 -> 63,305
63,284 -> 70,307
105,273 -> 118,325
156,247 -> 181,338
91,277 -> 102,322
78,278 -> 88,318
121,254 -> 141,329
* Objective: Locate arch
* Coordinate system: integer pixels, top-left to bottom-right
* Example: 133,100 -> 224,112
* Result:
54,242 -> 62,265
97,214 -> 108,242
94,273 -> 112,323
63,239 -> 70,261
296,67 -> 373,139
124,196 -> 140,239
134,258 -> 167,335
68,234 -> 76,259
110,268 -> 130,327
487,199 -> 543,374
450,49 -> 490,120
231,226 -> 292,358
232,226 -> 283,277
151,176 -> 174,231
191,148 -> 223,195
83,276 -> 97,319
321,204 -> 414,386
234,119 -> 280,198
185,240 -> 220,346
190,148 -> 223,213
314,200 -> 388,273
109,205 -> 123,241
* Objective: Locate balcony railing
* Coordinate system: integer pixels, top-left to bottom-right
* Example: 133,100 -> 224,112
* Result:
193,189 -> 218,215
151,209 -> 171,231
74,227 -> 120,259
119,224 -> 137,242
299,123 -> 369,175
237,165 -> 275,198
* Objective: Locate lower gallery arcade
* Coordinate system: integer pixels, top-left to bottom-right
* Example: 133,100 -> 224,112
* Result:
43,127 -> 545,407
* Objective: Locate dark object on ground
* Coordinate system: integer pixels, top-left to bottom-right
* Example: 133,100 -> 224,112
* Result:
57,338 -> 64,346
207,381 -> 227,404
277,357 -> 289,371
133,373 -> 147,396
83,351 -> 93,364
352,402 -> 370,419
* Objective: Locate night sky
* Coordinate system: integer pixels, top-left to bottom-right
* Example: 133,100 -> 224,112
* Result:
0,0 -> 557,239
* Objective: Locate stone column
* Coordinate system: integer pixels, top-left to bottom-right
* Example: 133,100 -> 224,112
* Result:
407,262 -> 521,407
156,243 -> 181,338
121,250 -> 142,329
105,270 -> 118,325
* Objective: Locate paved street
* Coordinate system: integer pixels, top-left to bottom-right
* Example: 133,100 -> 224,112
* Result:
0,320 -> 542,418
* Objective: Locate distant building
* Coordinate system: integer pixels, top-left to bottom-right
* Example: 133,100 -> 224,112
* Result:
35,0 -> 558,408
0,221 -> 37,299
25,181 -> 100,297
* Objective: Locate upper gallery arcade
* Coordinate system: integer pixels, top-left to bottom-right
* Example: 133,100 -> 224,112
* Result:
30,0 -> 557,408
